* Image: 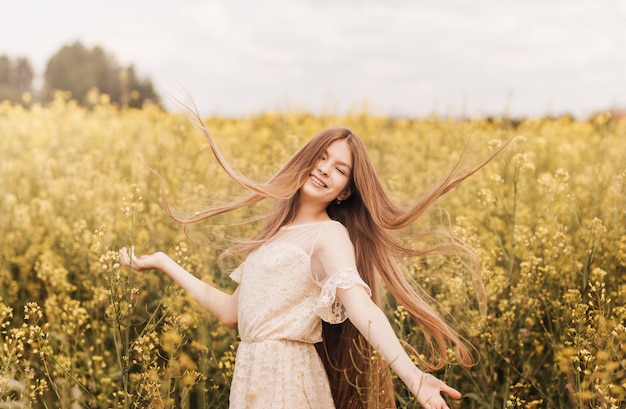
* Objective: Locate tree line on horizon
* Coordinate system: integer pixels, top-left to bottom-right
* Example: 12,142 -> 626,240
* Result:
0,41 -> 161,109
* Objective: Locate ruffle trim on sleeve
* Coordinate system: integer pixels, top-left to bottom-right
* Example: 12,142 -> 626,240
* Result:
315,269 -> 372,324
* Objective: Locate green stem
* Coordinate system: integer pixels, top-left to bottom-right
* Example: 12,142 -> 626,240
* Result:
508,164 -> 519,279
107,272 -> 128,405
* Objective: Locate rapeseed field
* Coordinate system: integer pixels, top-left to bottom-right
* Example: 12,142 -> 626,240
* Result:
1,94 -> 625,408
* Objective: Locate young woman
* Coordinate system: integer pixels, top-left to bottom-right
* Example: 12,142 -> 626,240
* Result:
119,122 -> 500,409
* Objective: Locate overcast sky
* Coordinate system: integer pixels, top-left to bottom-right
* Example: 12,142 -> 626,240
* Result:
2,0 -> 624,118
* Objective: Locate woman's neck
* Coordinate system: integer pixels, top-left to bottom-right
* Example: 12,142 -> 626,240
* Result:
290,203 -> 330,225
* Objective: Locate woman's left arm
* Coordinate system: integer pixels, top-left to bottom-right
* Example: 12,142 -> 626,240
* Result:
337,285 -> 461,409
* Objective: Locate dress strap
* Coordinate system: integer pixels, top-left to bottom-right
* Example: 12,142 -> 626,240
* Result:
308,221 -> 335,257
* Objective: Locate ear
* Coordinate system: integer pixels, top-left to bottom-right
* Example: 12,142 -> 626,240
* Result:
337,188 -> 352,201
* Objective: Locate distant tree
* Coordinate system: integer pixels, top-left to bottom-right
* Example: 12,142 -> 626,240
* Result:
0,55 -> 34,105
43,41 -> 160,108
0,56 -> 9,84
42,42 -> 116,104
13,58 -> 34,97
120,65 -> 160,108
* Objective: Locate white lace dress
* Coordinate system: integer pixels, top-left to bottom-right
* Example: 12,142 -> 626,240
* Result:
229,220 -> 371,409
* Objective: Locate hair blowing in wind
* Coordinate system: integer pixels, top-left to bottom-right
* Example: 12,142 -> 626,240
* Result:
153,103 -> 511,408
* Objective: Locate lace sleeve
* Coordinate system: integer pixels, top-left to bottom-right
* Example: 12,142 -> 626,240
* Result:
315,269 -> 372,324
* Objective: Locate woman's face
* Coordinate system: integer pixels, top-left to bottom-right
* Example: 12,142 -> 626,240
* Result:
300,139 -> 353,206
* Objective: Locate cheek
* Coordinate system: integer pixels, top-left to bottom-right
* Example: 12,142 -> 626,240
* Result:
337,177 -> 351,192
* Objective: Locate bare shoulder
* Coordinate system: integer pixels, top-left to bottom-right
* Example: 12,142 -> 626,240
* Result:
316,220 -> 354,253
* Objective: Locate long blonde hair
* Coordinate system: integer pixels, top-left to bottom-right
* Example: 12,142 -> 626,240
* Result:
162,111 -> 504,408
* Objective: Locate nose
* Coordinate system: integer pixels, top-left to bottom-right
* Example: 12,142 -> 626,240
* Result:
317,160 -> 329,175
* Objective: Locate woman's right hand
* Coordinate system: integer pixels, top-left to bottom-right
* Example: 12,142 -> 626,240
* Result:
410,372 -> 461,409
119,247 -> 167,272
120,246 -> 239,327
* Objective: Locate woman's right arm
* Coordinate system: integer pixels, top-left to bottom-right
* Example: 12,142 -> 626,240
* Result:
119,247 -> 239,328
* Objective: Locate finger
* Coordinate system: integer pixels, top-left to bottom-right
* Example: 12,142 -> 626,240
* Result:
441,384 -> 462,400
119,247 -> 136,268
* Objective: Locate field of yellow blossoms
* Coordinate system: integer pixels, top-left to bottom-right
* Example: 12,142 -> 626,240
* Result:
1,94 -> 625,408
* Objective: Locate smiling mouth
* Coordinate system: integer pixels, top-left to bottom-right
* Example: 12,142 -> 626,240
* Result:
310,174 -> 327,188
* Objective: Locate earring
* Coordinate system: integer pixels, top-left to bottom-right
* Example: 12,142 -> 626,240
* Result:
336,198 -> 342,205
